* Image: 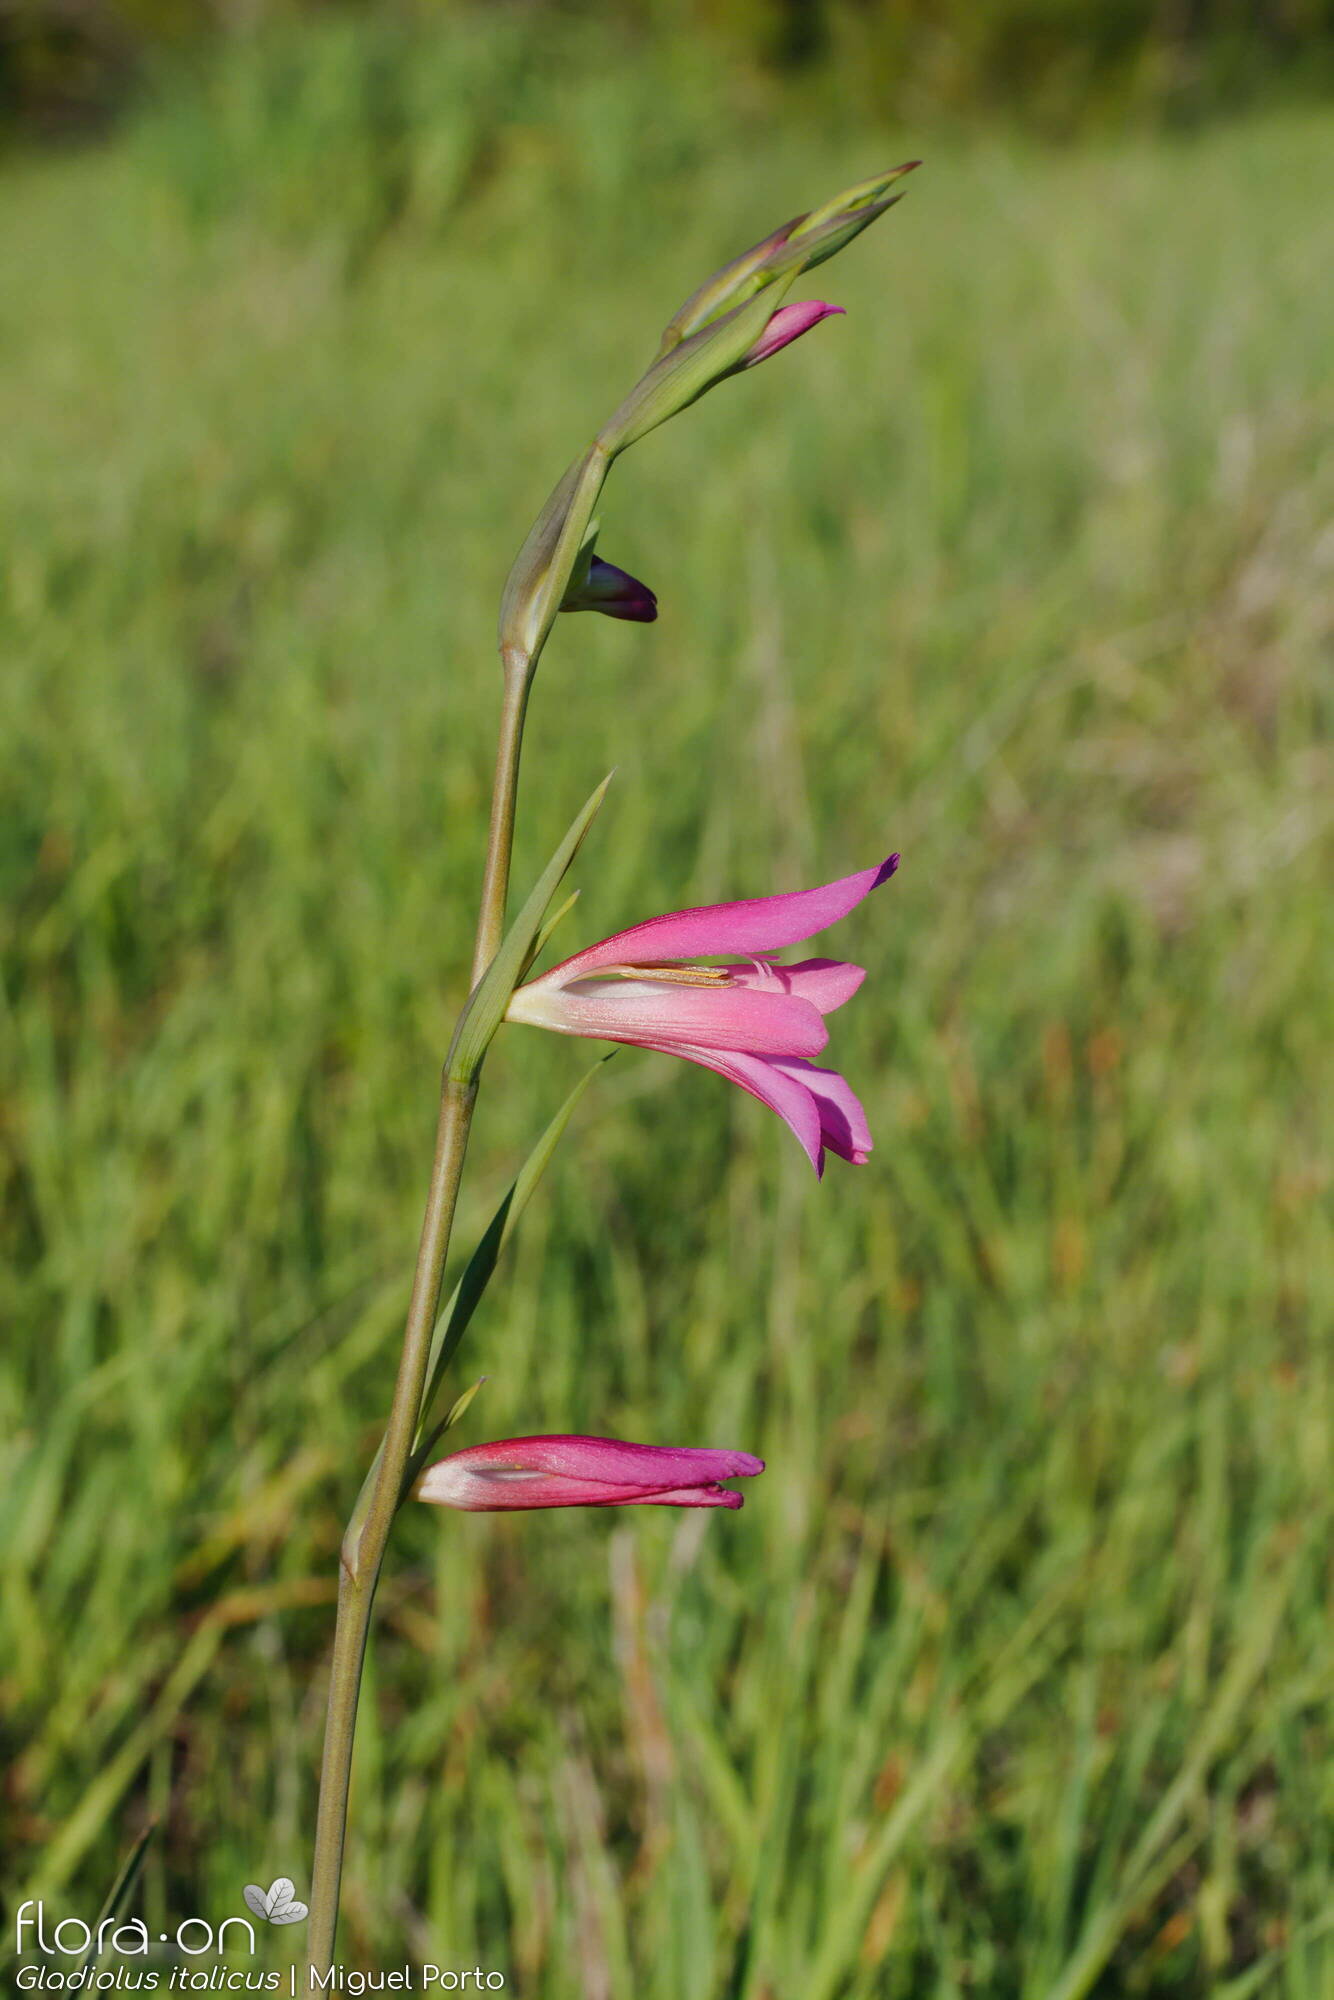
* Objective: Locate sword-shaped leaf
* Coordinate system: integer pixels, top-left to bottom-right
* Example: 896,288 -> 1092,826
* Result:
408,1055 -> 613,1479
344,1057 -> 611,1556
446,775 -> 611,1085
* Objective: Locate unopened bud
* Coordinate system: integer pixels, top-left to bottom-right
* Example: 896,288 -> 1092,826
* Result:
657,162 -> 919,358
789,162 -> 920,246
739,300 -> 844,369
561,554 -> 658,623
756,161 -> 922,284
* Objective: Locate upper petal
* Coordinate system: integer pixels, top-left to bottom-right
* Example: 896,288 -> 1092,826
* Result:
540,855 -> 899,981
446,1434 -> 762,1482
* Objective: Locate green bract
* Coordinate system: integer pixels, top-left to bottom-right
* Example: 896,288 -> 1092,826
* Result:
597,277 -> 797,455
656,216 -> 801,354
498,447 -> 609,660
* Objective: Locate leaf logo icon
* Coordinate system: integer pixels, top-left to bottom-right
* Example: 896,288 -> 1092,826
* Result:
243,1878 -> 309,1926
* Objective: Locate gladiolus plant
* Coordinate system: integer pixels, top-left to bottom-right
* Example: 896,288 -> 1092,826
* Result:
303,163 -> 919,1985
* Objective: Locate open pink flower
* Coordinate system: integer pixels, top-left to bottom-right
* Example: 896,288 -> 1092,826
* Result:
506,855 -> 898,1175
415,1435 -> 764,1512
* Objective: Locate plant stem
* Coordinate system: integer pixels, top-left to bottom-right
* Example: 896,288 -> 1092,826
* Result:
305,648 -> 535,1984
472,652 -> 534,985
306,1073 -> 475,1980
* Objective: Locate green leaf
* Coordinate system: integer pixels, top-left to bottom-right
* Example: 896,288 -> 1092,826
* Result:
345,1055 -> 611,1541
439,1377 -> 487,1437
446,774 -> 611,1084
408,1054 -> 614,1481
523,887 -> 580,978
75,1822 -> 158,1976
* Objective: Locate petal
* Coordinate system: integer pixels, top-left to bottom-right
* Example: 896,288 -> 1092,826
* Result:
720,957 -> 866,1015
614,1484 -> 745,1510
438,1435 -> 762,1484
541,855 -> 899,980
507,976 -> 828,1058
768,1057 -> 873,1165
417,1465 -> 656,1511
634,1038 -> 827,1175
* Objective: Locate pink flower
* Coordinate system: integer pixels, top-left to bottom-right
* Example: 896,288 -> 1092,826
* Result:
560,555 -> 658,624
740,300 -> 845,369
506,856 -> 898,1176
415,1435 -> 764,1512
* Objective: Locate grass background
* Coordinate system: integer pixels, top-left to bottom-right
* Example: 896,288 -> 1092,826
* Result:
1,18 -> 1331,1996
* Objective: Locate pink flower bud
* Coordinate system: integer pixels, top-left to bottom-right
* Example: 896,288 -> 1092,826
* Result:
415,1435 -> 765,1512
740,301 -> 845,369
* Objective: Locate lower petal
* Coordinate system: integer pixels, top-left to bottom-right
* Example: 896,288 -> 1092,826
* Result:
769,1057 -> 873,1164
542,854 -> 899,979
635,1038 -> 827,1175
613,1484 -> 745,1509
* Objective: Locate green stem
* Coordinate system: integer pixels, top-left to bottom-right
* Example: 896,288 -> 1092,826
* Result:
472,652 -> 533,985
305,1072 -> 475,1981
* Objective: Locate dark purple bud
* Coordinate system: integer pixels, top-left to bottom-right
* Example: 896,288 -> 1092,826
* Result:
560,555 -> 658,623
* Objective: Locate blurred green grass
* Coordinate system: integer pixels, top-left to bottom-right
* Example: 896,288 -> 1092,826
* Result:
1,22 -> 1331,1996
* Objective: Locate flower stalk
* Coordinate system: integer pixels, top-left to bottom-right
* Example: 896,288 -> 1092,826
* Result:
306,1072 -> 477,1980
306,467 -> 603,1988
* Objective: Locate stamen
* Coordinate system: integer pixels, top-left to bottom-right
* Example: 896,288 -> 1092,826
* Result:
594,962 -> 733,987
